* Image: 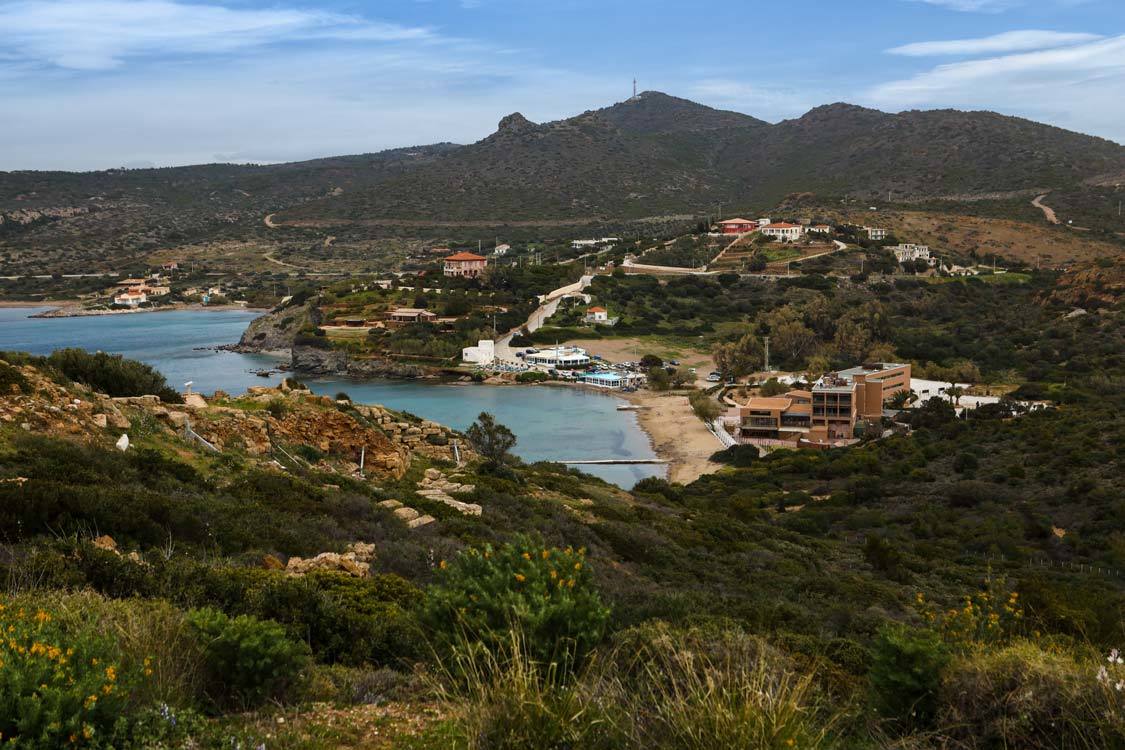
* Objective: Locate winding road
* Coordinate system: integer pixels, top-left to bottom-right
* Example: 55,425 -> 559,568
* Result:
1032,194 -> 1060,225
492,274 -> 594,364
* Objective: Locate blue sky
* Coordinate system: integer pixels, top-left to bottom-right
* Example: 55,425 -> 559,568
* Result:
1,0 -> 1123,170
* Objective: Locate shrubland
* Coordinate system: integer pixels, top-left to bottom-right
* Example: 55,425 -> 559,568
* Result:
0,265 -> 1121,746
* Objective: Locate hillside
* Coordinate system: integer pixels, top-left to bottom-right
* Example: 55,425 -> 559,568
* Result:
1,273 -> 1124,746
3,92 -> 1124,276
276,94 -> 1125,227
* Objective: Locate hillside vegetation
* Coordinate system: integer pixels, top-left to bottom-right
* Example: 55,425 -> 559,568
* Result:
3,93 -> 1123,277
0,257 -> 1123,746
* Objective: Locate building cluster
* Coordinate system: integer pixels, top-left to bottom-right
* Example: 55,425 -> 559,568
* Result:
112,276 -> 171,308
735,362 -> 912,447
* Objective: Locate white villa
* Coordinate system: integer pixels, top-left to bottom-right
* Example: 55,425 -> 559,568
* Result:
760,222 -> 804,242
585,306 -> 609,323
114,290 -> 147,308
864,227 -> 888,241
525,346 -> 592,368
891,244 -> 933,264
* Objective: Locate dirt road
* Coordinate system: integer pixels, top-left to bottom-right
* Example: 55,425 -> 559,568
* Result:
1032,194 -> 1060,225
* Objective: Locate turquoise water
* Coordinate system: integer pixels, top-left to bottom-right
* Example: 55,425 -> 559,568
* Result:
0,307 -> 661,487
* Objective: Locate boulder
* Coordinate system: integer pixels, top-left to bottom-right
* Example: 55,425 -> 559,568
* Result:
408,515 -> 436,529
393,507 -> 420,522
285,551 -> 370,578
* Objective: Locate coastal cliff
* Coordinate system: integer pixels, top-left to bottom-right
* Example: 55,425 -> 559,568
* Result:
235,301 -> 318,353
234,299 -> 438,379
291,344 -> 428,378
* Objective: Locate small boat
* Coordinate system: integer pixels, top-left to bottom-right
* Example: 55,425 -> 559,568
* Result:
616,403 -> 648,411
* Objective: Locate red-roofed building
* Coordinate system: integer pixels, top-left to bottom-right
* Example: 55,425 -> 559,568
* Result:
443,251 -> 488,278
585,306 -> 608,323
717,218 -> 758,235
760,222 -> 804,242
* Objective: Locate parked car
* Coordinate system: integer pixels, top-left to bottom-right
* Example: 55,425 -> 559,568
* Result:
707,373 -> 722,382
516,352 -> 526,358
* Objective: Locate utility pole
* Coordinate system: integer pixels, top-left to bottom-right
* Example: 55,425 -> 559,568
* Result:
763,336 -> 770,373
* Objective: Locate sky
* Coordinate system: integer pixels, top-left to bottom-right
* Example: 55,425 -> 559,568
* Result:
1,0 -> 1123,170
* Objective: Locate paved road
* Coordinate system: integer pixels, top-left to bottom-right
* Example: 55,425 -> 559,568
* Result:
621,257 -> 718,276
493,274 -> 593,364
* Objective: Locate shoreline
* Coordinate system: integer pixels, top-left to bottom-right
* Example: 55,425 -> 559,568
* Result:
540,381 -> 722,485
6,302 -> 266,318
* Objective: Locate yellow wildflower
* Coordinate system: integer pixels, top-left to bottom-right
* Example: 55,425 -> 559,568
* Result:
541,550 -> 549,559
105,666 -> 116,681
521,552 -> 531,560
514,573 -> 526,582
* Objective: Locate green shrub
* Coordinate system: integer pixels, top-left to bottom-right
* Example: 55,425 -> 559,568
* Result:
869,625 -> 949,730
936,641 -> 1124,748
0,359 -> 31,395
186,607 -> 310,709
515,371 -> 549,384
0,597 -> 146,747
423,536 -> 610,675
45,348 -> 182,403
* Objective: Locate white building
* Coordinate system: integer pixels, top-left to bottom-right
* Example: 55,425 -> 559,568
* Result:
891,244 -> 933,264
570,237 -> 620,250
525,346 -> 591,368
493,244 -> 511,256
756,217 -> 772,227
808,224 -> 832,234
760,222 -> 804,242
462,340 -> 496,366
585,306 -> 609,323
114,290 -> 147,308
864,227 -> 888,241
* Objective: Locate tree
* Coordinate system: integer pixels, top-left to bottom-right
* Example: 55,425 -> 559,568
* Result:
746,253 -> 767,272
639,354 -> 663,369
712,332 -> 763,379
669,366 -> 694,389
771,319 -> 817,368
689,390 -> 722,422
832,318 -> 873,364
466,412 -> 517,469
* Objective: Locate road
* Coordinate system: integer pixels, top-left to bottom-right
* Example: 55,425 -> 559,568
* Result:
0,272 -> 118,280
621,257 -> 718,276
493,274 -> 593,363
1032,194 -> 1060,225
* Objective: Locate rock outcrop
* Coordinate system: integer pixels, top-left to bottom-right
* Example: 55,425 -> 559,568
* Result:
233,301 -> 317,353
291,345 -> 426,379
284,542 -> 377,577
416,467 -> 481,515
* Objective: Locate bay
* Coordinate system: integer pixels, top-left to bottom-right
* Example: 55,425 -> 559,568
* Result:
0,307 -> 661,487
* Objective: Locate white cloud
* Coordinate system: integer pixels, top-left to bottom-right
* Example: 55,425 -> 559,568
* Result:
0,0 -> 437,70
912,0 -> 1018,12
868,34 -> 1125,143
687,79 -> 820,123
888,30 -> 1102,56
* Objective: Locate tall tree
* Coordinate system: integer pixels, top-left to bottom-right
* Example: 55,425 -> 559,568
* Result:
466,412 -> 517,469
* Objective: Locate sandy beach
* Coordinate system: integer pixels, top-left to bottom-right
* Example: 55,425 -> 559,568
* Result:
619,389 -> 723,484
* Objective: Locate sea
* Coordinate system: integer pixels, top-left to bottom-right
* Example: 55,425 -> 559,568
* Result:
0,307 -> 661,487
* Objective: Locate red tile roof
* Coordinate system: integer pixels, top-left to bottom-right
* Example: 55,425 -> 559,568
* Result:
587,306 -> 607,312
718,218 -> 755,224
444,252 -> 487,262
765,222 -> 800,229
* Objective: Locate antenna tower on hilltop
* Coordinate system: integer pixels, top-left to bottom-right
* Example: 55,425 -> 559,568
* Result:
633,78 -> 637,98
